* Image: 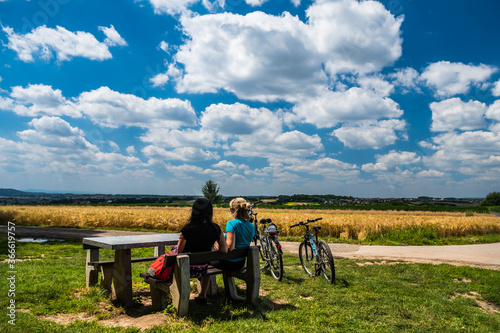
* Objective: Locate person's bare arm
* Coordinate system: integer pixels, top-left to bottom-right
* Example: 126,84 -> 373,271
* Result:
217,231 -> 228,253
226,232 -> 235,251
176,232 -> 186,253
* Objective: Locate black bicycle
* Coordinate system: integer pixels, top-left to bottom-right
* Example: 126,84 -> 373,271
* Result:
249,201 -> 284,281
290,218 -> 335,283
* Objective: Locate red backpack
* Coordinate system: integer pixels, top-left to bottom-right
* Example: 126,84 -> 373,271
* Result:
147,248 -> 177,280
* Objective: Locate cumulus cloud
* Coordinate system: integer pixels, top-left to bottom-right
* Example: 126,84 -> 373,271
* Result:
17,116 -> 96,150
200,103 -> 282,136
4,84 -> 81,117
430,98 -> 487,132
78,87 -> 197,128
142,145 -> 219,162
162,0 -> 402,104
148,0 -> 215,15
283,157 -> 358,177
421,132 -> 500,180
140,128 -> 218,149
292,87 -> 402,128
200,103 -> 323,158
306,0 -> 403,75
2,25 -> 114,62
493,79 -> 500,97
99,25 -> 127,47
332,119 -> 406,149
421,61 -> 497,97
362,151 -> 421,172
388,67 -> 421,93
486,100 -> 500,121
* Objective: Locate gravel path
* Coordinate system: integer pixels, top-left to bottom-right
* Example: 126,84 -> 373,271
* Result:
3,225 -> 499,270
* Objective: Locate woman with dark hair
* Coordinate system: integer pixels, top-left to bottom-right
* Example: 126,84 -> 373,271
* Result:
175,197 -> 227,304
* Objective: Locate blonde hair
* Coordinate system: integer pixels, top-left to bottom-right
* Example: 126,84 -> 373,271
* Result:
230,197 -> 251,221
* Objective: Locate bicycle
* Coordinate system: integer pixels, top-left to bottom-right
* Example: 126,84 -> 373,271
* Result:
290,218 -> 335,283
249,201 -> 284,281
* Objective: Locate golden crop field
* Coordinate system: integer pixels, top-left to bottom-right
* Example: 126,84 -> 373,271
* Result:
1,205 -> 499,240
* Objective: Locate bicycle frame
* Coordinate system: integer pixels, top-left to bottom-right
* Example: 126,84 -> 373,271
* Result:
302,225 -> 323,274
291,218 -> 328,277
249,201 -> 284,280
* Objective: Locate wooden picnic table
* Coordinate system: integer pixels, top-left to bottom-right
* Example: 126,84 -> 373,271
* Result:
82,233 -> 180,307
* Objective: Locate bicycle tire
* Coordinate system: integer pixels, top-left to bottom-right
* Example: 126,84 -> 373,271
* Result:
258,237 -> 270,271
299,241 -> 315,277
318,240 -> 335,284
267,238 -> 284,281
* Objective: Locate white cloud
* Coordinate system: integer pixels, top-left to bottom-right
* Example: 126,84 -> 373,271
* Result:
200,103 -> 281,136
165,0 -> 402,103
78,87 -> 197,128
3,25 -> 113,62
430,98 -> 487,132
306,0 -> 403,75
126,146 -> 137,155
333,119 -> 406,149
486,100 -> 500,121
388,67 -> 421,93
429,131 -> 500,155
200,102 -> 323,158
246,0 -> 268,6
142,145 -> 219,162
362,150 -> 421,172
150,73 -> 169,87
292,87 -> 402,128
17,116 -> 96,151
357,75 -> 394,96
158,41 -> 169,53
99,25 -> 127,47
148,0 -> 201,15
421,61 -> 497,97
212,160 -> 249,172
283,157 -> 358,177
7,84 -> 81,117
416,170 -> 445,178
140,128 -> 218,149
493,79 -> 500,97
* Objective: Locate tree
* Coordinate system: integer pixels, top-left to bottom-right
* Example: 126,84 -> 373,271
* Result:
201,180 -> 223,204
481,192 -> 500,206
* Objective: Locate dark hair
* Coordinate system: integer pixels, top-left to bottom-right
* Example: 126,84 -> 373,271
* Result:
186,197 -> 213,225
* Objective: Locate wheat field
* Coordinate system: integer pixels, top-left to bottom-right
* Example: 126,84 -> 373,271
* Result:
1,205 -> 499,240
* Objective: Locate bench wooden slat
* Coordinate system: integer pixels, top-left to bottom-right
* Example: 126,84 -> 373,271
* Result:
88,256 -> 158,266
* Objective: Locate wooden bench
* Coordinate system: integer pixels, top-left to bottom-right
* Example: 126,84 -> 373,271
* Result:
140,246 -> 260,316
87,256 -> 158,292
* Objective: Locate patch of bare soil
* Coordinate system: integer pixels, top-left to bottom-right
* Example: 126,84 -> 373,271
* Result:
356,260 -> 405,266
451,291 -> 500,315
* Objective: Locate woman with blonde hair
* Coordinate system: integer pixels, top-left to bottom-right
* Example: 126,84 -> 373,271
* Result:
215,197 -> 255,271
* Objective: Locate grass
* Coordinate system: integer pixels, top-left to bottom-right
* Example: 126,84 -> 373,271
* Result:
1,238 -> 499,332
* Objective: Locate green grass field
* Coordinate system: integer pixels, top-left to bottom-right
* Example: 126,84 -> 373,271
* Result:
1,238 -> 499,332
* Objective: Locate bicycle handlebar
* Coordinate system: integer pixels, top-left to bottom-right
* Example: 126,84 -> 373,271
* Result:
289,218 -> 322,229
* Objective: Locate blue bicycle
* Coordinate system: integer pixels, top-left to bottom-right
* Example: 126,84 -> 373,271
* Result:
290,218 -> 335,284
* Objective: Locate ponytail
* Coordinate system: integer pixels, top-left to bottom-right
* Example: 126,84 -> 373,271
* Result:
230,197 -> 251,221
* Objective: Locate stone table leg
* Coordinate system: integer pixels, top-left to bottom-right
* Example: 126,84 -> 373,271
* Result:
86,248 -> 99,287
112,249 -> 133,307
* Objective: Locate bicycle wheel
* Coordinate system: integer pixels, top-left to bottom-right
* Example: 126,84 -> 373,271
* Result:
258,237 -> 270,271
299,241 -> 316,277
267,238 -> 284,281
318,240 -> 335,283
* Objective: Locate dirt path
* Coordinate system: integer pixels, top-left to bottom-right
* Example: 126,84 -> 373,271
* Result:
3,225 -> 500,270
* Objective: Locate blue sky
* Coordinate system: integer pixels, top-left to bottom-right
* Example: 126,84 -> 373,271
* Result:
1,0 -> 499,198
